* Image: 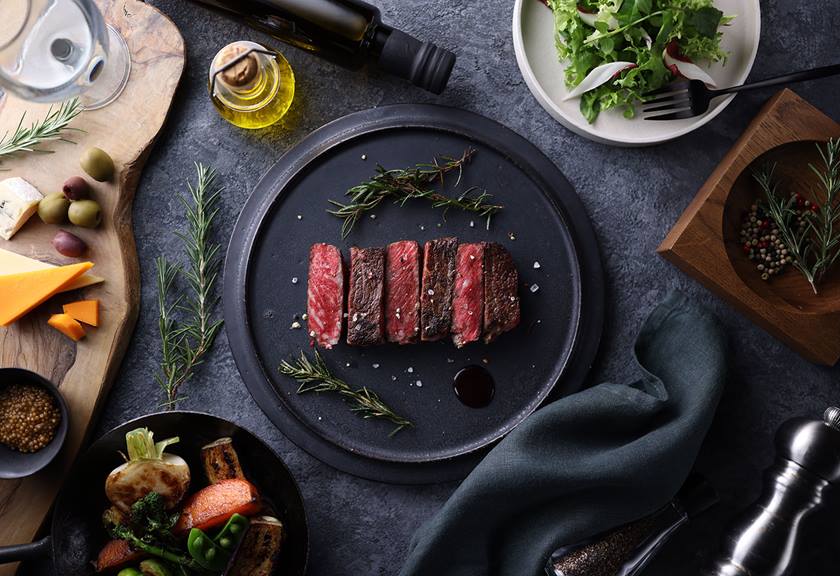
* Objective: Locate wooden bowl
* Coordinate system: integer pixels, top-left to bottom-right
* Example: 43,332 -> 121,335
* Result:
722,140 -> 840,315
659,90 -> 840,365
0,368 -> 69,479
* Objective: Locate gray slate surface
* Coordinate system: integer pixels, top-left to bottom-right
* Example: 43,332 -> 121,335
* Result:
35,0 -> 840,574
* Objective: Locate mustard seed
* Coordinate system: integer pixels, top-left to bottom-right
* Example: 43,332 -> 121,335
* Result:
0,383 -> 61,453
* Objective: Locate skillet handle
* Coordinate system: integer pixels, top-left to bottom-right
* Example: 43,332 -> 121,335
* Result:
0,536 -> 51,564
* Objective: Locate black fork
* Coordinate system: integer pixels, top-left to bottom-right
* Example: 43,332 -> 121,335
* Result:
641,63 -> 840,120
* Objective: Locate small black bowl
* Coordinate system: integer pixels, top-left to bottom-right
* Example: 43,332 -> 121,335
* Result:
0,368 -> 69,479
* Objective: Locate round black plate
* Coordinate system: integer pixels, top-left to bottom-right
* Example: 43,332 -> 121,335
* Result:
224,105 -> 604,484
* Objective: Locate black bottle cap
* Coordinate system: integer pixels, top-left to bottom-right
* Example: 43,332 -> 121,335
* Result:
378,28 -> 455,94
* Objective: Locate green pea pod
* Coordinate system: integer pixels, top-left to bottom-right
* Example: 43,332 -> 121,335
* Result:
212,513 -> 250,551
187,528 -> 230,571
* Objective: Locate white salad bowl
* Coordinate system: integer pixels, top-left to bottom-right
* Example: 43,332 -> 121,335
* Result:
512,0 -> 761,146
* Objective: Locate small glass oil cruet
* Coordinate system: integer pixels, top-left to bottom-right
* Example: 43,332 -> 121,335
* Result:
208,40 -> 295,129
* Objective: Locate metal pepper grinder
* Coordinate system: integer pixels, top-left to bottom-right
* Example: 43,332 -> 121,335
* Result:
704,407 -> 840,576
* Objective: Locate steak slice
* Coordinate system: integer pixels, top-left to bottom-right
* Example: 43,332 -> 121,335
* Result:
451,243 -> 485,348
483,243 -> 520,343
420,237 -> 458,341
307,243 -> 344,349
385,240 -> 421,345
347,246 -> 386,346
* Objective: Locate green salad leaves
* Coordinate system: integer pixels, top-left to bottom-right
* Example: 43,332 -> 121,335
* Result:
548,0 -> 731,122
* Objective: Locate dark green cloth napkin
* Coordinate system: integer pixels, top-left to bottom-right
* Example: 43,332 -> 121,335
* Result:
400,291 -> 728,576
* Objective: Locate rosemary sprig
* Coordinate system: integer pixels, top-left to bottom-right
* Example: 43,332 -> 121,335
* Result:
753,139 -> 840,294
279,350 -> 412,437
0,98 -> 82,166
328,148 -> 503,238
155,163 -> 224,408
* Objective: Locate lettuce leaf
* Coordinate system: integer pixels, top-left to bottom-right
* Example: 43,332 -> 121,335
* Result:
548,0 -> 732,123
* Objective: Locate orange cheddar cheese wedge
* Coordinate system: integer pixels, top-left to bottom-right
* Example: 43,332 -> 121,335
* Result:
0,248 -> 104,292
0,262 -> 93,326
63,299 -> 99,327
47,313 -> 86,341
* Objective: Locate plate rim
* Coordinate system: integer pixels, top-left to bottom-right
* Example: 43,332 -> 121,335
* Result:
223,104 -> 605,483
512,0 -> 762,146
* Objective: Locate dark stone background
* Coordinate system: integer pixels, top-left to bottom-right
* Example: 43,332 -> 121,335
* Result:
27,0 -> 840,574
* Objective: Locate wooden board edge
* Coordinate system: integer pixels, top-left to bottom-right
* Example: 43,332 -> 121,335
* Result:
0,4 -> 186,574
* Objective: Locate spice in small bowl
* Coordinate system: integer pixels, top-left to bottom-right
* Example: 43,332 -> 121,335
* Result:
0,368 -> 69,479
0,382 -> 62,453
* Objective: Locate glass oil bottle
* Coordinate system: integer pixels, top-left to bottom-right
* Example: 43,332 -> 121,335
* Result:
208,40 -> 295,129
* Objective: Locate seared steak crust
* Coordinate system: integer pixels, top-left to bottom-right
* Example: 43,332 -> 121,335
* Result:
483,242 -> 520,343
347,246 -> 386,346
420,237 -> 458,341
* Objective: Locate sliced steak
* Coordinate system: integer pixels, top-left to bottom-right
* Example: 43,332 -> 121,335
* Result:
347,246 -> 386,346
483,242 -> 520,343
385,240 -> 421,344
451,242 -> 485,348
307,243 -> 344,349
420,237 -> 458,341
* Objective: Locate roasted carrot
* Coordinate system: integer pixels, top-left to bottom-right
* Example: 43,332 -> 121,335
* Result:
95,539 -> 145,572
174,478 -> 261,535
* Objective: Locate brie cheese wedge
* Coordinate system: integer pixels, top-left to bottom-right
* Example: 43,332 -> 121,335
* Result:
0,177 -> 43,240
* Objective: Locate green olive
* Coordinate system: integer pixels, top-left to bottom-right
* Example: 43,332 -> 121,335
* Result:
68,199 -> 102,228
38,192 -> 70,224
80,147 -> 115,181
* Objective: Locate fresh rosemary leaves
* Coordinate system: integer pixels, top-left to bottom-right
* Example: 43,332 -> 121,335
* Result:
156,163 -> 224,408
753,139 -> 840,294
279,350 -> 412,436
328,148 -> 503,238
0,98 -> 82,166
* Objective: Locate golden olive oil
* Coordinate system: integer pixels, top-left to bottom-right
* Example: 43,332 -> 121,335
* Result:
208,41 -> 295,129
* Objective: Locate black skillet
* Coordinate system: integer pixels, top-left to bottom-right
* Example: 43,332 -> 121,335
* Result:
0,411 -> 308,575
225,104 -> 605,484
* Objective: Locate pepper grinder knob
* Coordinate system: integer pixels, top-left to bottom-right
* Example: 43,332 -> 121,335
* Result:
704,407 -> 840,576
824,406 -> 840,431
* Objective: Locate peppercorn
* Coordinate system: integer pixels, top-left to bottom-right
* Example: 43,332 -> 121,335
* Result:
738,198 -> 806,282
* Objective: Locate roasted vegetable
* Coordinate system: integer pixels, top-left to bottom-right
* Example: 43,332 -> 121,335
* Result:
106,428 -> 190,512
201,437 -> 245,484
226,516 -> 285,576
174,479 -> 260,535
213,513 -> 249,550
106,524 -> 203,573
139,559 -> 173,576
187,528 -> 228,571
96,539 -> 145,573
125,492 -> 179,544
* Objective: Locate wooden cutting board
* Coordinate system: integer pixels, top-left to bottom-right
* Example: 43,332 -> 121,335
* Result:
659,89 -> 840,365
0,2 -> 184,573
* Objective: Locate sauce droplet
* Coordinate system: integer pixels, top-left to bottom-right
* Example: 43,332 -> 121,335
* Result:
453,366 -> 494,408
